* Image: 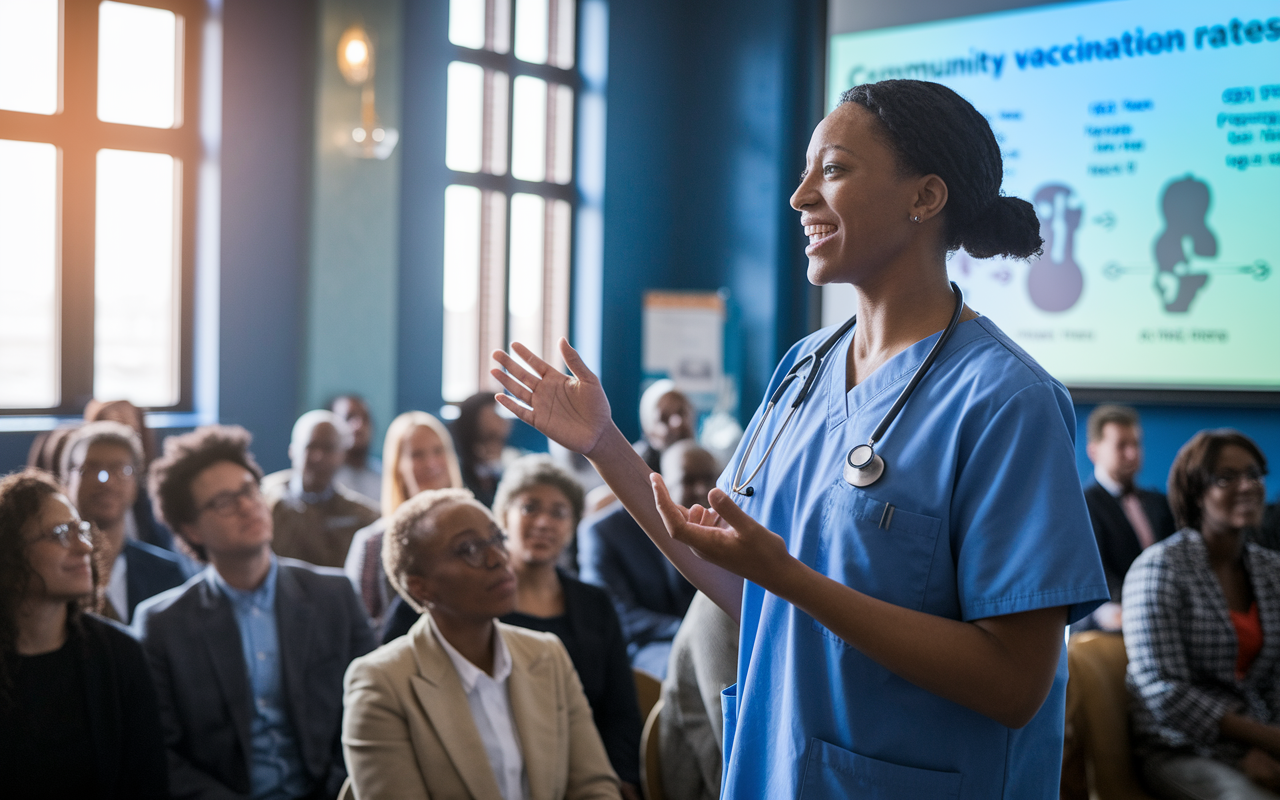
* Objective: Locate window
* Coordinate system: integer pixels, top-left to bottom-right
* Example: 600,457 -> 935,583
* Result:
0,0 -> 202,414
441,0 -> 577,402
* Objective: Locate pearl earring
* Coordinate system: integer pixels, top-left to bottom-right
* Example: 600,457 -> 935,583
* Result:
912,215 -> 922,223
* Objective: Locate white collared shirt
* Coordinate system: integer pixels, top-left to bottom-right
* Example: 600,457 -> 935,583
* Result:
106,551 -> 128,621
433,620 -> 528,800
1094,466 -> 1125,498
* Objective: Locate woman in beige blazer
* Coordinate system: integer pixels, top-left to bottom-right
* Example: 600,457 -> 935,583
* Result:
342,488 -> 621,800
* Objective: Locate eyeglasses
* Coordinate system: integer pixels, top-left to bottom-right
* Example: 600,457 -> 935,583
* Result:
197,481 -> 262,516
1210,468 -> 1266,490
452,530 -> 509,568
30,520 -> 94,549
518,501 -> 573,521
78,464 -> 135,484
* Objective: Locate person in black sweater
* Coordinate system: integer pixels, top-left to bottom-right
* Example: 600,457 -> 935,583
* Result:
382,455 -> 644,799
0,468 -> 167,799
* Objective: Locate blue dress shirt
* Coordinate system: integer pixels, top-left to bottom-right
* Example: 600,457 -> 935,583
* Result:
210,558 -> 311,799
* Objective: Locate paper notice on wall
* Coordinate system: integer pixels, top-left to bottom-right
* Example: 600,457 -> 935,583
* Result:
642,291 -> 725,397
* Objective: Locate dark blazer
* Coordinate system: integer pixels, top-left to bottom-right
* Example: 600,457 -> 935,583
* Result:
123,539 -> 187,623
1083,480 -> 1176,603
0,614 -> 168,799
381,571 -> 644,785
134,558 -> 375,800
133,492 -> 177,552
577,504 -> 697,653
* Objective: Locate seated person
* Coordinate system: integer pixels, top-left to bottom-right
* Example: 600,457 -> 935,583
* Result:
61,422 -> 185,623
0,469 -> 167,798
453,392 -> 515,508
85,399 -> 179,554
134,425 -> 375,799
342,488 -> 621,800
633,380 -> 695,474
330,394 -> 383,509
263,410 -> 379,568
578,440 -> 712,677
380,455 -> 644,796
1123,429 -> 1279,799
344,410 -> 462,621
1080,405 -> 1176,631
659,591 -> 739,800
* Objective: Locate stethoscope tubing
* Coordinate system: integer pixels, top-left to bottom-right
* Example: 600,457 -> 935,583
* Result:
730,282 -> 965,496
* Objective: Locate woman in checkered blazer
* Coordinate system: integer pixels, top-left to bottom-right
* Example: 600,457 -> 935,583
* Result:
1123,429 -> 1276,800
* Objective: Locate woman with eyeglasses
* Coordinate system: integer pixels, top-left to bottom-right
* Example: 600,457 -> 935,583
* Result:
381,455 -> 645,797
0,468 -> 168,798
343,487 -> 621,799
1123,430 -> 1279,800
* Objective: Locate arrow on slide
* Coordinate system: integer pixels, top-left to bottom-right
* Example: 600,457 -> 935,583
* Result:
1092,212 -> 1116,230
1103,260 -> 1270,281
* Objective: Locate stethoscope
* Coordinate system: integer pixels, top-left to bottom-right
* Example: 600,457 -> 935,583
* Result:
731,282 -> 965,495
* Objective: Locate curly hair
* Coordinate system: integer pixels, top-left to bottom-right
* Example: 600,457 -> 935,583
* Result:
149,425 -> 264,562
838,80 -> 1043,260
1167,429 -> 1268,532
491,454 -> 585,528
0,469 -> 98,702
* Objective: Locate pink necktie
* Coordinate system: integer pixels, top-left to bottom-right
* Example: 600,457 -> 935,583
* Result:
1122,492 -> 1156,549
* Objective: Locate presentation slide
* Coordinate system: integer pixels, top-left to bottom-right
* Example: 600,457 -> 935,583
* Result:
827,0 -> 1279,392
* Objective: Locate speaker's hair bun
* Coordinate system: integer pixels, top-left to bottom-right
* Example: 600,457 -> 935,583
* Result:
957,195 -> 1043,260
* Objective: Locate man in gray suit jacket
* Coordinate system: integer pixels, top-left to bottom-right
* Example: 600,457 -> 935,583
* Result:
134,425 -> 375,800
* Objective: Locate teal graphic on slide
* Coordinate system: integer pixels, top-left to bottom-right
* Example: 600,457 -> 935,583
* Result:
828,0 -> 1280,390
1153,176 -> 1213,313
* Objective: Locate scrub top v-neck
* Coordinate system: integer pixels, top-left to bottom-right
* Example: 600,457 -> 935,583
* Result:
716,315 -> 1108,800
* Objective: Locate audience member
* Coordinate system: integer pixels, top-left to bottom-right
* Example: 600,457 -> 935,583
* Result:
659,591 -> 739,800
1081,405 -> 1177,631
62,422 -> 185,623
0,469 -> 167,798
85,399 -> 178,552
344,411 -> 462,621
263,410 -> 379,568
26,422 -> 81,479
452,392 -> 515,508
1124,429 -> 1278,799
578,440 -> 709,678
633,380 -> 696,473
134,425 -> 375,800
343,489 -> 621,799
381,455 -> 644,796
330,394 -> 382,508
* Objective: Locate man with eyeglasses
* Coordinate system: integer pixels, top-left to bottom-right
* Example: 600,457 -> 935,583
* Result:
61,421 -> 186,624
133,425 -> 375,800
262,410 -> 380,569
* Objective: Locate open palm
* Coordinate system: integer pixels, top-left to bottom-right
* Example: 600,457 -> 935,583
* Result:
490,339 -> 614,456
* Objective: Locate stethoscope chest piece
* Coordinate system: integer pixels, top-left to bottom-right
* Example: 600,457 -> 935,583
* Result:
844,443 -> 885,487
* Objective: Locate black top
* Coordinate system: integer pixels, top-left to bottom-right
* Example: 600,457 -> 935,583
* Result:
381,570 -> 644,784
0,614 -> 168,799
4,638 -> 95,797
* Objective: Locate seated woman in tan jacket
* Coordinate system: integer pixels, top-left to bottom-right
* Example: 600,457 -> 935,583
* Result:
342,488 -> 621,800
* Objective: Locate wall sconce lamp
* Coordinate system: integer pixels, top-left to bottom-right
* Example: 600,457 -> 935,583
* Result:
338,24 -> 397,159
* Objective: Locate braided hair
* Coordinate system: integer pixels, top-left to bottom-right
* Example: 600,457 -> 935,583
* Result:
839,80 -> 1042,260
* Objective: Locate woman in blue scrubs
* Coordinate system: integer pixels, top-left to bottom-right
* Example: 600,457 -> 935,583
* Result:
493,79 -> 1109,799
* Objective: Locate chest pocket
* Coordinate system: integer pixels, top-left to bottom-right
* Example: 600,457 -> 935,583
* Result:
812,480 -> 942,621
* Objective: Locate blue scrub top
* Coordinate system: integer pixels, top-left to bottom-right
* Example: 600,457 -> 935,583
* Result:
716,316 -> 1108,800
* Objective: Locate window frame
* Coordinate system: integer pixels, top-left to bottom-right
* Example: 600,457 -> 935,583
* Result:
0,0 -> 203,416
445,0 -> 580,400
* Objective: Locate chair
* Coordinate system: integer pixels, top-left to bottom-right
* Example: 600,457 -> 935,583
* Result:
633,667 -> 662,723
1065,631 -> 1157,800
640,698 -> 666,800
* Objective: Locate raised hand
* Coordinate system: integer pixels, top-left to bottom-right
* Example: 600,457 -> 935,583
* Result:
491,339 -> 615,456
650,474 -> 791,589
